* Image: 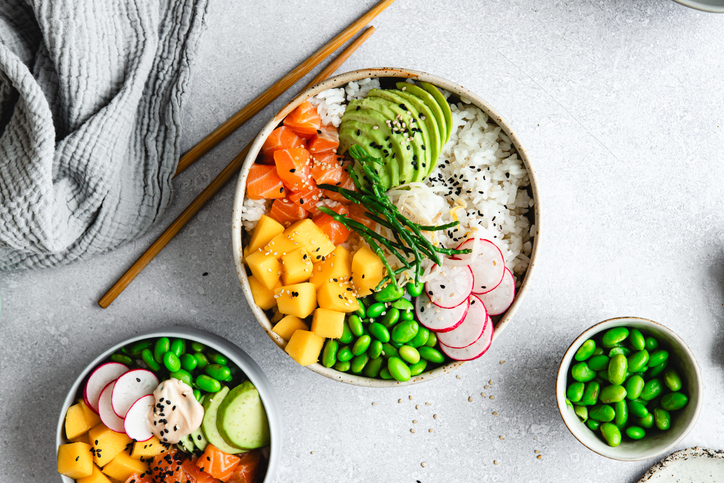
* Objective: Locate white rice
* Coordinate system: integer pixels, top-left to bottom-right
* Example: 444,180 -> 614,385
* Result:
309,78 -> 380,127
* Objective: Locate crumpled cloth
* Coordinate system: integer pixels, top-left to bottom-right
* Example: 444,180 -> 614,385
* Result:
0,0 -> 208,270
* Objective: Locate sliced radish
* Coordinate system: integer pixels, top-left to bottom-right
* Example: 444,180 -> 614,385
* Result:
425,264 -> 473,309
437,295 -> 488,349
453,238 -> 505,294
112,369 -> 160,418
416,294 -> 470,332
479,268 -> 516,316
84,362 -> 129,414
440,314 -> 495,361
98,381 -> 126,433
124,394 -> 155,442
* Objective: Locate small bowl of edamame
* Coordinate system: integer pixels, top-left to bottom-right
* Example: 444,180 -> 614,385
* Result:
556,317 -> 703,461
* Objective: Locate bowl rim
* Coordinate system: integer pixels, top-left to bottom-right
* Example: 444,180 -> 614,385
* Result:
672,0 -> 724,13
231,67 -> 541,387
555,316 -> 703,461
55,327 -> 281,483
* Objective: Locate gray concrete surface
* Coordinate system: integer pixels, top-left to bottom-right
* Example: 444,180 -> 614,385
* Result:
1,1 -> 724,482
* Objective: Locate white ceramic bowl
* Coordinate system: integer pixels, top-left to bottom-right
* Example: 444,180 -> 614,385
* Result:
673,0 -> 724,12
56,327 -> 281,482
232,68 -> 540,386
556,317 -> 702,461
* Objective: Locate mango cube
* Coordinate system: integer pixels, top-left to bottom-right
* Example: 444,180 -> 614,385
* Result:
309,246 -> 351,289
248,276 -> 281,310
70,432 -> 91,445
248,215 -> 284,253
275,283 -> 317,318
101,451 -> 149,481
281,248 -> 313,285
88,423 -> 132,467
58,442 -> 94,479
285,330 -> 325,366
351,244 -> 384,296
130,436 -> 170,460
273,315 -> 309,341
78,465 -> 111,483
263,232 -> 300,258
65,402 -> 94,440
311,308 -> 345,338
245,250 -> 281,290
284,219 -> 335,260
317,280 -> 358,312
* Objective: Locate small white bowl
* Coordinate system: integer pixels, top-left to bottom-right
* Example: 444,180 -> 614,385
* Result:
673,0 -> 724,13
56,327 -> 281,482
556,317 -> 702,461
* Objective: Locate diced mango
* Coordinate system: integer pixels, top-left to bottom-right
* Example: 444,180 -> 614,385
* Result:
284,219 -> 335,260
281,248 -> 313,285
101,451 -> 149,481
263,232 -> 300,258
272,315 -> 309,341
285,330 -> 325,366
317,280 -> 358,312
275,283 -> 317,318
130,436 -> 170,460
351,244 -> 384,296
245,250 -> 281,290
248,276 -> 281,310
248,215 -> 284,253
309,246 -> 351,289
70,432 -> 91,445
88,424 -> 132,467
57,442 -> 94,479
311,308 -> 345,338
78,465 -> 111,483
270,307 -> 284,323
79,400 -> 102,429
65,402 -> 94,440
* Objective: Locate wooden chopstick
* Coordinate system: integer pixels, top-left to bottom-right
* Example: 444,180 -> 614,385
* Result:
98,27 -> 376,308
174,0 -> 395,177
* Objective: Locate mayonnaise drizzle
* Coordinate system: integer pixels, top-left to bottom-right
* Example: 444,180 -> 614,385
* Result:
146,378 -> 204,444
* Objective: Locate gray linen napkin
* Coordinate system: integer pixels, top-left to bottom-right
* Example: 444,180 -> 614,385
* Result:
0,0 -> 208,270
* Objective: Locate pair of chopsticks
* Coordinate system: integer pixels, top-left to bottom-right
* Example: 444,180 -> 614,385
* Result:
98,0 -> 395,308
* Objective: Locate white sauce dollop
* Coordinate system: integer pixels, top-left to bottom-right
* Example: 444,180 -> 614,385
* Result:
146,378 -> 204,444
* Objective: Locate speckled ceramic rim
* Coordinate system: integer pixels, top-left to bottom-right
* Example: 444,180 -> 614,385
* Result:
672,0 -> 724,12
231,67 -> 540,387
55,327 -> 281,483
556,317 -> 703,462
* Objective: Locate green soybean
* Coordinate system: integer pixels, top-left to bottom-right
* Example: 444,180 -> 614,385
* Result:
626,375 -> 645,400
369,322 -> 390,343
163,352 -> 181,372
392,320 -> 419,344
399,310 -> 415,321
195,375 -> 221,393
648,350 -> 669,368
634,413 -> 655,428
368,340 -> 383,359
399,345 -> 421,365
575,340 -> 596,361
409,359 -> 428,376
661,392 -> 688,411
419,346 -> 445,364
608,347 -> 632,358
587,419 -> 601,431
406,281 -> 424,297
207,351 -> 227,365
640,378 -> 662,401
663,367 -> 682,392
367,302 -> 386,319
574,405 -> 588,422
380,367 -> 392,379
322,340 -> 338,368
592,347 -> 604,357
375,284 -> 404,302
348,315 -> 364,337
408,327 -> 430,348
571,362 -> 596,383
613,399 -> 628,428
337,346 -> 353,362
193,389 -> 201,401
607,354 -> 628,385
600,423 -> 621,447
647,360 -> 668,378
627,350 -> 650,373
154,337 -> 170,363
590,404 -> 616,422
391,341 -> 403,349
654,408 -> 671,430
340,321 -> 354,344
191,342 -> 205,352
354,299 -> 366,318
629,329 -> 645,351
363,356 -> 384,378
180,354 -> 197,372
111,353 -> 133,366
391,298 -> 414,311
579,382 -> 600,406
645,336 -> 659,351
588,355 -> 610,371
351,354 -> 369,373
602,327 -> 629,348
388,356 -> 411,382
194,352 -> 210,369
600,385 -> 627,403
382,343 -> 399,359
169,339 -> 185,357
425,332 -> 438,347
334,360 -> 351,372
142,349 -> 161,371
567,382 -> 585,403
626,426 -> 646,440
380,308 -> 400,328
127,340 -> 153,355
170,370 -> 193,386
205,364 -> 231,381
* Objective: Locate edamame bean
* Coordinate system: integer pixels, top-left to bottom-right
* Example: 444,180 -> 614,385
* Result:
579,382 -> 600,406
375,284 -> 404,302
663,367 -> 682,392
588,355 -> 610,371
334,361 -> 351,372
571,362 -> 596,383
408,327 -> 429,348
425,332 -> 438,347
194,352 -> 210,369
600,423 -> 621,447
410,359 -> 428,376
191,342 -> 205,352
154,337 -> 170,363
363,356 -> 384,378
654,408 -> 671,430
380,367 -> 392,379
111,353 -> 134,366
382,343 -> 399,359
369,322 -> 390,343
574,405 -> 588,422
634,413 -> 654,428
322,340 -> 338,368
661,393 -> 688,411
629,329 -> 645,351
627,350 -> 649,373
193,389 -> 201,401
170,370 -> 193,387
205,364 -> 230,381
207,351 -> 227,365
602,327 -> 629,348
419,346 -> 445,364
380,308 -> 400,328
626,375 -> 645,400
607,354 -> 628,385
600,385 -> 627,403
348,315 -> 364,337
169,339 -> 185,357
127,340 -> 153,355
366,340 -> 382,359
590,404 -> 616,422
367,303 -> 386,319
142,348 -> 161,372
180,354 -> 197,372
575,340 -> 596,361
387,357 -> 411,382
640,378 -> 662,401
406,281 -> 424,297
352,335 -> 371,356
399,310 -> 415,321
337,346 -> 353,362
163,352 -> 181,372
613,400 -> 628,428
608,347 -> 631,358
340,321 -> 354,344
592,347 -> 604,356
567,382 -> 585,403
587,419 -> 601,431
648,350 -> 669,368
351,354 -> 369,374
645,337 -> 658,351
392,320 -> 419,344
626,426 -> 646,440
195,375 -> 221,393
354,299 -> 366,319
646,360 -> 668,378
399,345 -> 421,365
392,298 -> 414,311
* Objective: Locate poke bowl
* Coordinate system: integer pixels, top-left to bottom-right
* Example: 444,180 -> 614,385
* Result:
232,68 -> 540,387
56,327 -> 280,483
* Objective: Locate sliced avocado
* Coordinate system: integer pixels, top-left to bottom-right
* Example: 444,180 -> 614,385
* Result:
391,88 -> 442,175
420,82 -> 453,142
191,427 -> 209,451
177,434 -> 195,454
201,386 -> 247,454
339,121 -> 395,189
217,381 -> 271,450
396,82 -> 448,147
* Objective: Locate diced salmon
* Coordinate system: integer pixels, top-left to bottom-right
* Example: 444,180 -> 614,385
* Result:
323,170 -> 356,203
307,124 -> 339,154
261,126 -> 306,164
287,184 -> 323,214
348,202 -> 375,230
125,474 -> 153,483
311,152 -> 345,186
274,147 -> 313,192
149,449 -> 188,483
227,451 -> 262,483
195,444 -> 240,483
183,458 -> 221,483
283,101 -> 322,137
268,198 -> 308,227
246,164 -> 286,200
313,202 -> 351,245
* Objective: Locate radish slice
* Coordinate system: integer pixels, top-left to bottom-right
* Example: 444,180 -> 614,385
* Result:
84,362 -> 129,414
98,381 -> 126,433
416,294 -> 469,332
124,394 -> 155,442
112,369 -> 160,418
437,295 -> 488,349
425,264 -> 473,309
440,314 -> 495,361
454,239 -> 505,294
479,268 -> 516,316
